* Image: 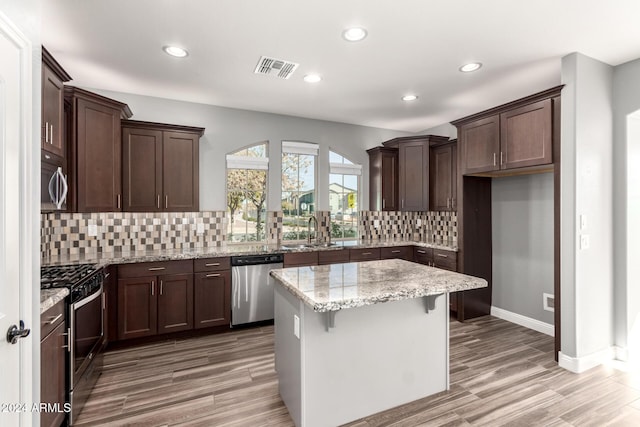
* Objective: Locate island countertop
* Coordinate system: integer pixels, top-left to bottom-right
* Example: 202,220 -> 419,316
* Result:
269,258 -> 487,313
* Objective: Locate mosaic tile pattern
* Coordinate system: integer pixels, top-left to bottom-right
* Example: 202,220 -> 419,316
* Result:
359,210 -> 457,245
265,211 -> 283,244
41,211 -> 226,257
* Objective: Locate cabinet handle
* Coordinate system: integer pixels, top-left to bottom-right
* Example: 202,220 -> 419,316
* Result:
452,198 -> 456,209
44,121 -> 49,143
117,194 -> 121,209
447,198 -> 451,209
417,250 -> 426,254
160,280 -> 163,296
157,195 -> 160,209
45,313 -> 62,325
64,327 -> 72,352
437,254 -> 449,258
148,267 -> 166,271
382,199 -> 385,209
493,153 -> 497,166
205,263 -> 220,267
151,280 -> 155,296
401,199 -> 404,209
500,151 -> 504,165
50,124 -> 54,144
362,252 -> 372,255
391,250 -> 401,253
206,273 -> 221,278
165,195 -> 168,209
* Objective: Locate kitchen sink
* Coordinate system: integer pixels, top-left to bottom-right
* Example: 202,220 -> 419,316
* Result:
279,242 -> 339,250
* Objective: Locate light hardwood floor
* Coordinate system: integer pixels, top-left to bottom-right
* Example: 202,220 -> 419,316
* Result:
76,316 -> 640,426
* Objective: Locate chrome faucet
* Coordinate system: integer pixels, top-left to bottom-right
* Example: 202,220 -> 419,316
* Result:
307,215 -> 318,244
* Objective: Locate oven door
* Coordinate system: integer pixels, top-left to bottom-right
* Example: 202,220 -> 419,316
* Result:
70,284 -> 104,388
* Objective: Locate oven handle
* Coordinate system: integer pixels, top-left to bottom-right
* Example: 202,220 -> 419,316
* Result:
72,284 -> 104,310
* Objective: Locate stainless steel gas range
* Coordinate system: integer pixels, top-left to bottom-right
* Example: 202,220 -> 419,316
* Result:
40,264 -> 106,425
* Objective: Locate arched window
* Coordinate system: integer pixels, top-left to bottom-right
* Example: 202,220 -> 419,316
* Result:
226,143 -> 268,242
329,150 -> 361,240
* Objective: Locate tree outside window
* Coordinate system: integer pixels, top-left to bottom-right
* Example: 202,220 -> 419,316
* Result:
226,144 -> 268,242
282,142 -> 317,241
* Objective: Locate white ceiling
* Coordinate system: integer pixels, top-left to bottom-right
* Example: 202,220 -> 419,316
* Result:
43,0 -> 640,133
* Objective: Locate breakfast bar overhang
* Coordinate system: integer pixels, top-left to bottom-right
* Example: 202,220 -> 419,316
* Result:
270,259 -> 488,427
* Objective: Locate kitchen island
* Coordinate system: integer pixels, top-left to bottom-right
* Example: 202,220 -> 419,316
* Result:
269,259 -> 487,427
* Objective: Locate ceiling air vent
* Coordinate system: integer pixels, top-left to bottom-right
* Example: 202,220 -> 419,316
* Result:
254,56 -> 299,79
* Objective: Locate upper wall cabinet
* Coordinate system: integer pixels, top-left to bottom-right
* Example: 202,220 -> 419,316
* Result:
383,135 -> 448,212
429,139 -> 457,212
453,86 -> 562,176
41,47 -> 71,160
367,146 -> 398,211
65,86 -> 132,212
122,120 -> 204,212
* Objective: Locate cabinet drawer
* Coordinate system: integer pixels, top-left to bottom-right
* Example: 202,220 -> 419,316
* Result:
349,248 -> 381,262
413,247 -> 434,265
433,249 -> 457,271
318,249 -> 350,265
380,246 -> 412,261
118,260 -> 193,278
41,299 -> 65,339
284,252 -> 318,267
194,257 -> 230,272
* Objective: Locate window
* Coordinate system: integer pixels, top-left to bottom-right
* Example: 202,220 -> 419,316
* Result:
226,143 -> 268,242
329,150 -> 361,240
282,141 -> 318,241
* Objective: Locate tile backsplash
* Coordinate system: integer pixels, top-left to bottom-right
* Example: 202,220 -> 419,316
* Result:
41,209 -> 457,258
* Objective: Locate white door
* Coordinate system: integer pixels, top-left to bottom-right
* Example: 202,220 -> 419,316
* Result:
0,10 -> 35,427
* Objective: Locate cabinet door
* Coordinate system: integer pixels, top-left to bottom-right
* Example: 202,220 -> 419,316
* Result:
433,249 -> 457,271
380,246 -> 413,261
430,143 -> 455,211
42,64 -> 65,158
500,99 -> 552,170
194,270 -> 230,328
368,148 -> 398,211
398,140 -> 428,211
163,131 -> 199,211
413,247 -> 433,266
40,322 -> 66,427
122,127 -> 163,212
118,276 -> 157,340
284,252 -> 318,267
318,249 -> 350,265
76,98 -> 122,212
460,115 -> 500,174
157,273 -> 194,333
349,248 -> 381,262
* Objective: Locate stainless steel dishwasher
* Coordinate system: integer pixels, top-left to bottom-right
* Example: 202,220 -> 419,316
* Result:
231,253 -> 284,326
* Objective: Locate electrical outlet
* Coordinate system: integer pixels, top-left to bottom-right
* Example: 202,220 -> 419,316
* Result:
88,224 -> 98,237
580,234 -> 590,250
416,219 -> 422,227
373,219 -> 380,229
543,293 -> 554,312
196,223 -> 205,235
293,314 -> 300,339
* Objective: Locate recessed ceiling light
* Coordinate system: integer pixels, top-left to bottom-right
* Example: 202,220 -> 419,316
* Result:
402,94 -> 418,101
304,74 -> 322,83
163,45 -> 189,58
342,27 -> 368,42
459,62 -> 482,73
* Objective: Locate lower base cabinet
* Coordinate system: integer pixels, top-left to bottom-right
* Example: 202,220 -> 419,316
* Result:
194,257 -> 231,328
40,300 -> 66,427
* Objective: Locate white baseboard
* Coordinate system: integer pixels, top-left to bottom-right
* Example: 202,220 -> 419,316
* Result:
490,306 -> 554,337
558,347 -> 616,373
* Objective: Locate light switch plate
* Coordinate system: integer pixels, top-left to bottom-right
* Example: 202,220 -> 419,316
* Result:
293,315 -> 300,339
88,224 -> 98,237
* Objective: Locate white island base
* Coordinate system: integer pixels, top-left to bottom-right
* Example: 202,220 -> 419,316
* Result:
274,285 -> 449,427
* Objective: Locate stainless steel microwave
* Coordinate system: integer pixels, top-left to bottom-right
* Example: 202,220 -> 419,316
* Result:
41,155 -> 68,211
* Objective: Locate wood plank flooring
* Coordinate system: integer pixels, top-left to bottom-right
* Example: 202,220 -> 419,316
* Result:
76,316 -> 640,426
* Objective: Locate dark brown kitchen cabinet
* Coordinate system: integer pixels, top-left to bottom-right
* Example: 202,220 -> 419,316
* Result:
433,248 -> 457,271
318,249 -> 350,265
413,247 -> 434,266
458,115 -> 500,175
42,47 -> 71,160
367,147 -> 398,211
103,265 -> 117,345
349,248 -> 381,262
117,260 -> 193,340
122,120 -> 204,212
430,141 -> 457,211
284,252 -> 318,267
194,258 -> 231,328
65,86 -> 132,212
500,99 -> 552,170
382,135 -> 449,212
380,246 -> 413,261
40,300 -> 66,427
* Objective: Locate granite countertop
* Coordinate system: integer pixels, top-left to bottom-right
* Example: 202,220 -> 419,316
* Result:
41,239 -> 457,267
269,258 -> 487,313
40,288 -> 69,314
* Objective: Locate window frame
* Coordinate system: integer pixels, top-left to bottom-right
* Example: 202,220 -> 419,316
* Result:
329,149 -> 361,241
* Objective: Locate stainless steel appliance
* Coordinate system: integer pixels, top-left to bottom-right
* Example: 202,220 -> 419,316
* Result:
231,254 -> 284,326
41,154 -> 68,211
40,264 -> 105,425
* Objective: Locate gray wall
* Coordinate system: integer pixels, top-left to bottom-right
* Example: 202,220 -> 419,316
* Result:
561,52 -> 614,359
491,174 -> 554,325
91,89 -> 410,212
612,57 -> 640,361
